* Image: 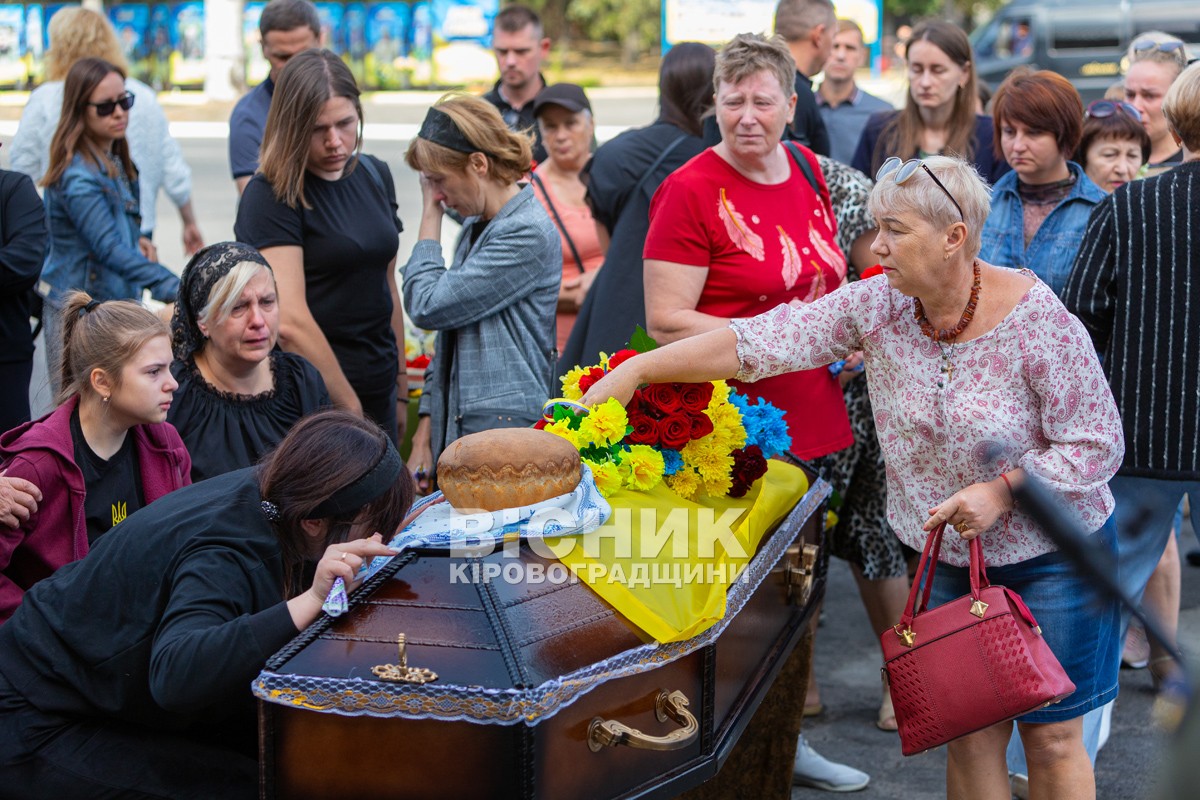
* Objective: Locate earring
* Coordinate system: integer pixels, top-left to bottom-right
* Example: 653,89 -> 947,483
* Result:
102,395 -> 109,403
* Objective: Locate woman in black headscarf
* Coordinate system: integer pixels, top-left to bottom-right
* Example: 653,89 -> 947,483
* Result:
168,242 -> 330,482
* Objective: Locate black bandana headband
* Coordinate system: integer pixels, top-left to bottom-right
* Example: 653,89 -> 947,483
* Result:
306,436 -> 403,520
417,106 -> 487,156
171,241 -> 273,361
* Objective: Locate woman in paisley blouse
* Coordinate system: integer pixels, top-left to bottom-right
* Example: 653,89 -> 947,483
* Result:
642,33 -> 851,461
584,155 -> 1124,800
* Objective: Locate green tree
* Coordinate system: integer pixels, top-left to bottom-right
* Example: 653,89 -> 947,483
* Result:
565,0 -> 661,64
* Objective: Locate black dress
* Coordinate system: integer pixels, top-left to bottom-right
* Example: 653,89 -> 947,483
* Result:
168,350 -> 330,482
560,122 -> 707,370
0,469 -> 301,799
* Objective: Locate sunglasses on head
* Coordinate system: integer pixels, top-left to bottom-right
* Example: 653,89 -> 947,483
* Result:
1132,40 -> 1187,62
875,156 -> 965,222
1085,100 -> 1142,122
88,92 -> 135,117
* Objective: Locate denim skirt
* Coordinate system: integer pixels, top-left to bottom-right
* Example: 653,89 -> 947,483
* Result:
926,520 -> 1121,724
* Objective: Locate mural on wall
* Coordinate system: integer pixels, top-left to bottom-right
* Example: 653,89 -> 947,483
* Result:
7,0 -> 508,91
109,4 -> 150,84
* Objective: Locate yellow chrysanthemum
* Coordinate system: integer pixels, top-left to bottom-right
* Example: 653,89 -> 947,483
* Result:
708,380 -> 731,408
559,366 -> 588,400
623,445 -> 665,491
705,402 -> 747,449
681,437 -> 734,482
580,398 -> 629,447
703,472 -> 733,498
666,467 -> 701,502
588,459 -> 623,497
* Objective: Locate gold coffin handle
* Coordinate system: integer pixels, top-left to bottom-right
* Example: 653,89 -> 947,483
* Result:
784,543 -> 820,606
587,690 -> 699,753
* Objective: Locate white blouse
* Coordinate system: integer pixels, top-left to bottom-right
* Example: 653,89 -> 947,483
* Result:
729,272 -> 1124,567
9,77 -> 191,237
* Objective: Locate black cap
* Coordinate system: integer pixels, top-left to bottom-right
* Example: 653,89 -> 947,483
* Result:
533,83 -> 592,117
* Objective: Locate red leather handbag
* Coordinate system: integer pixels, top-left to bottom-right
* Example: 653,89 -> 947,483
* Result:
881,524 -> 1076,756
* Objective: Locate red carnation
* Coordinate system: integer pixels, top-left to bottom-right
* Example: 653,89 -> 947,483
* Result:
659,414 -> 692,449
679,382 -> 714,412
533,418 -> 548,430
689,411 -> 714,440
607,349 -> 638,369
643,383 -> 684,415
576,366 -> 607,394
729,445 -> 768,498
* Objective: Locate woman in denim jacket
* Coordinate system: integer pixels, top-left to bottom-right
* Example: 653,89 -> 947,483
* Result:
980,69 -> 1106,296
40,58 -> 179,388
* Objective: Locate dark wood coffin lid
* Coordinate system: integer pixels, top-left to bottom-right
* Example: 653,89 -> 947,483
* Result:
253,478 -> 831,725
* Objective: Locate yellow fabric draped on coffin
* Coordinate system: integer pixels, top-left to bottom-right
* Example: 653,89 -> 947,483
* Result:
545,461 -> 809,643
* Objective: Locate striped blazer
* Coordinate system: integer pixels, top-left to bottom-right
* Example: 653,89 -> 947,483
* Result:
1063,161 -> 1200,479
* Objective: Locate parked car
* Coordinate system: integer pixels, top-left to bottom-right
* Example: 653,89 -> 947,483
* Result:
972,0 -> 1200,102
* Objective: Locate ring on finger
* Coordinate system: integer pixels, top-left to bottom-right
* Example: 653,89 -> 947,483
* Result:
955,522 -> 968,533
340,552 -> 349,562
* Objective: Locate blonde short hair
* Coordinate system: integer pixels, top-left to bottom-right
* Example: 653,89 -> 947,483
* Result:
404,94 -> 532,184
45,8 -> 129,82
1163,61 -> 1200,153
868,155 -> 992,255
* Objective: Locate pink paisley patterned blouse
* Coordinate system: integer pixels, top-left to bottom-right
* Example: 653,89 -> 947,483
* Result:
729,272 -> 1124,567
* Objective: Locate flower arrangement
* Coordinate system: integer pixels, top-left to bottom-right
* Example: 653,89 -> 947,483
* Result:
538,329 -> 792,500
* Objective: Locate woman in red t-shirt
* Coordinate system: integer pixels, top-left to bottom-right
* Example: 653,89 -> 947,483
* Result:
644,33 -> 851,460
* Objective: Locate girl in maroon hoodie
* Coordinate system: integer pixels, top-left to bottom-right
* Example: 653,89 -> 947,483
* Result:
0,292 -> 190,622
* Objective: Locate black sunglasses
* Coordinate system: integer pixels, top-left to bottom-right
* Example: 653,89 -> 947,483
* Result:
88,92 -> 135,117
1085,100 -> 1142,122
875,157 -> 965,222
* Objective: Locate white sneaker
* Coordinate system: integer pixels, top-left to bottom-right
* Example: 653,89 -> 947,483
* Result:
792,734 -> 870,792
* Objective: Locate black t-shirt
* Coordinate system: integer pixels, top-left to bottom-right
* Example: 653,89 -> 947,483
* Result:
233,155 -> 403,395
70,409 -> 144,544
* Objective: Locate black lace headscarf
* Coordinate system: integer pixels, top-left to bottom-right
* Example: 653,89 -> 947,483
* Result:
171,241 -> 274,361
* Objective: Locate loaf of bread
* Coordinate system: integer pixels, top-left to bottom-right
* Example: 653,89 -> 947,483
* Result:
436,429 -> 582,512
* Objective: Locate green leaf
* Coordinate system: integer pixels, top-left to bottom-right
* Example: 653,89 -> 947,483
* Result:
629,325 -> 658,354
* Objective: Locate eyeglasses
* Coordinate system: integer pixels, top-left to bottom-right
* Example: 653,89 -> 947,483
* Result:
87,92 -> 135,117
1132,40 -> 1187,63
875,156 -> 965,222
1085,100 -> 1142,122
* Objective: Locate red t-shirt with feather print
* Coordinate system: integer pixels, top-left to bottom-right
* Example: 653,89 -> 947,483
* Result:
644,145 -> 852,458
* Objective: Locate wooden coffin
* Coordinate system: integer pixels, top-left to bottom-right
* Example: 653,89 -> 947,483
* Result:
257,475 -> 830,800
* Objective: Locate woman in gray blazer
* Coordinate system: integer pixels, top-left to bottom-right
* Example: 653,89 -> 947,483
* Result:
402,95 -> 561,492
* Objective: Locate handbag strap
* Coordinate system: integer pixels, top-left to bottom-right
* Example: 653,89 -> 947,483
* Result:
530,173 -> 586,275
902,524 -> 994,627
610,133 -> 690,231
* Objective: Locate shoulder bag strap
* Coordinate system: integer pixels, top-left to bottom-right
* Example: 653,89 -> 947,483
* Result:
614,133 -> 689,231
781,141 -> 822,197
355,154 -> 387,197
531,172 -> 585,275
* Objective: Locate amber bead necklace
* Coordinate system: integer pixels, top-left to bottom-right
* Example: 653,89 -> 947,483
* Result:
913,259 -> 981,342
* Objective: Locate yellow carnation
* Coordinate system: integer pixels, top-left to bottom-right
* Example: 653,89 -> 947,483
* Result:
580,398 -> 629,447
588,459 -> 623,497
622,445 -> 665,491
666,467 -> 701,502
559,366 -> 588,400
545,419 -> 584,449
